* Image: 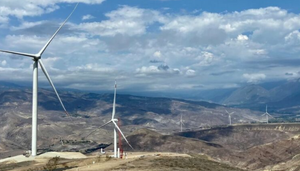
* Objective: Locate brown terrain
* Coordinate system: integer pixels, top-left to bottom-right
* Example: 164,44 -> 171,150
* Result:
0,152 -> 244,171
1,88 -> 300,170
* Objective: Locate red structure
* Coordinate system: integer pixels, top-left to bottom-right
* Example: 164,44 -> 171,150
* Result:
118,118 -> 123,158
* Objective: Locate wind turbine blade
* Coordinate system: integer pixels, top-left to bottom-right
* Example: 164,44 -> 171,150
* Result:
84,120 -> 112,139
112,121 -> 134,150
0,49 -> 35,58
112,81 -> 117,119
39,59 -> 69,116
100,120 -> 113,128
267,113 -> 274,118
225,110 -> 229,114
37,3 -> 79,56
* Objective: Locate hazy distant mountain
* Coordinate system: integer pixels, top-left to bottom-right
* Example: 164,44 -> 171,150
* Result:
222,85 -> 270,106
120,79 -> 300,114
219,79 -> 300,113
194,88 -> 236,103
3,79 -> 300,114
269,79 -> 300,102
0,81 -> 24,90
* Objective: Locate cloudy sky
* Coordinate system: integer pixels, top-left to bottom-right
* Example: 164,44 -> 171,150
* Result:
1,0 -> 300,92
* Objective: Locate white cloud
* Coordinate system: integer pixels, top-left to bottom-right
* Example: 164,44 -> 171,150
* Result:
197,52 -> 214,66
1,60 -> 7,66
42,57 -> 60,68
0,0 -> 105,24
11,21 -> 44,31
237,34 -> 249,41
243,73 -> 266,83
186,69 -> 196,76
153,51 -> 162,58
285,30 -> 300,42
135,65 -> 181,77
72,63 -> 114,72
82,14 -> 95,20
2,5 -> 300,91
76,6 -> 165,36
136,66 -> 159,74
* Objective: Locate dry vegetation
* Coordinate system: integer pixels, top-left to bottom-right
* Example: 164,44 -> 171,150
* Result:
0,155 -> 112,171
0,153 -> 244,171
0,161 -> 35,171
110,155 -> 244,171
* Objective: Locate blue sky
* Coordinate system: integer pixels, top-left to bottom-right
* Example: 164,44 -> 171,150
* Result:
1,0 -> 300,92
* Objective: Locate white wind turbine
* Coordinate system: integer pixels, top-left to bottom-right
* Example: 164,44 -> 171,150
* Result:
225,110 -> 234,125
0,4 -> 78,157
99,82 -> 133,158
180,114 -> 185,132
262,105 -> 273,124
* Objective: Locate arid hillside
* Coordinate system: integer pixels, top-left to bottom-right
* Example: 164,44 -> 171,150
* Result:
123,124 -> 300,170
176,123 -> 300,151
0,88 -> 262,158
175,124 -> 300,170
2,89 -> 300,170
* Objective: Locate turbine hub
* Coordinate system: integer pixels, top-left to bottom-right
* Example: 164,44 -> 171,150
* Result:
32,55 -> 41,61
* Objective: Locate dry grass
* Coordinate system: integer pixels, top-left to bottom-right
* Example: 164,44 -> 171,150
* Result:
0,161 -> 35,171
110,154 -> 244,171
0,153 -> 244,171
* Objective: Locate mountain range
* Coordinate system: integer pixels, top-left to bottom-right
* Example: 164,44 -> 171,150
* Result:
0,82 -> 263,159
2,81 -> 300,170
129,79 -> 300,114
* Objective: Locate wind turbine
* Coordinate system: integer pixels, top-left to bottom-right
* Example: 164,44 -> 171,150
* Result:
225,110 -> 234,125
180,114 -> 185,132
262,105 -> 273,123
0,4 -> 78,156
98,82 -> 133,158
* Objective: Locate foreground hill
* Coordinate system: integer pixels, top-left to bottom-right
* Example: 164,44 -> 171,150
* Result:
120,125 -> 300,170
0,152 -> 244,171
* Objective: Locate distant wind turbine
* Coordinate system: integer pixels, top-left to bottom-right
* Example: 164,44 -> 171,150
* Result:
0,3 -> 78,157
225,110 -> 234,125
180,114 -> 185,132
262,105 -> 273,124
88,82 -> 133,158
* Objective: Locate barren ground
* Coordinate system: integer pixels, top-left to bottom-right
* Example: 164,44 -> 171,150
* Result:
0,152 -> 243,171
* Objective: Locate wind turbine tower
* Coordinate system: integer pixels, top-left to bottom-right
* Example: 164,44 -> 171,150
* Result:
0,4 -> 78,156
226,110 -> 234,125
180,114 -> 185,132
262,105 -> 273,123
118,118 -> 123,158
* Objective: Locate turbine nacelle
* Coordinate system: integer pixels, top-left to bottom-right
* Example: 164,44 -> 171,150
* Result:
34,55 -> 41,60
225,110 -> 234,116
